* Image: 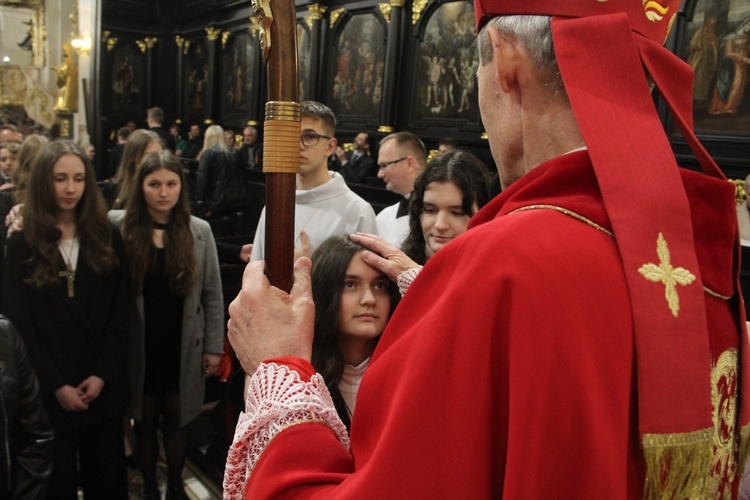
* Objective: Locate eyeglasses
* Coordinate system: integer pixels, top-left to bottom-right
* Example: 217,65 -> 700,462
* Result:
378,157 -> 408,171
300,132 -> 331,147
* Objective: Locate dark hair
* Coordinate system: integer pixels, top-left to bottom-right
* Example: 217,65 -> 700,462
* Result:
13,134 -> 49,203
310,234 -> 400,430
300,101 -> 336,136
122,150 -> 197,295
438,137 -> 459,149
401,150 -> 491,265
117,127 -> 131,140
22,140 -> 118,288
113,129 -> 162,209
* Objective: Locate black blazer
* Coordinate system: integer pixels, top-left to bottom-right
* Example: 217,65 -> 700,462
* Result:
340,154 -> 379,185
2,226 -> 129,432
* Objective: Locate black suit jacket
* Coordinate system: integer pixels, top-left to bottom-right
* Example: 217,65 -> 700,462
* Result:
339,153 -> 379,185
235,144 -> 261,171
150,126 -> 176,152
2,226 -> 129,432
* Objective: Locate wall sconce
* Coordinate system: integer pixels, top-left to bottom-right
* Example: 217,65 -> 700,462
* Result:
71,36 -> 92,55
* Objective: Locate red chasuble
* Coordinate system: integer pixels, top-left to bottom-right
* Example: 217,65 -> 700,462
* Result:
242,151 -> 745,498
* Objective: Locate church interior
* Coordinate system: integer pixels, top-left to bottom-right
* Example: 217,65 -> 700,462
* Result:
1,0 -> 749,497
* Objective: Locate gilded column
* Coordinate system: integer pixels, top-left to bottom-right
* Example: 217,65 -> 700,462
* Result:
143,37 -> 158,107
175,36 -> 186,119
306,4 -> 327,99
249,18 -> 264,124
379,0 -> 406,133
205,26 -> 222,120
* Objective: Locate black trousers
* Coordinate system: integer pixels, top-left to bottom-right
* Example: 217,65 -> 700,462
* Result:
48,414 -> 128,500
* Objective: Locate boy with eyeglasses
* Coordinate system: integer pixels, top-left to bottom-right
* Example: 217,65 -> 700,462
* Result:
250,101 -> 378,262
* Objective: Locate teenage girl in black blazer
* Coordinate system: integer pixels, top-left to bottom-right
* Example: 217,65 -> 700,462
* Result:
3,140 -> 129,499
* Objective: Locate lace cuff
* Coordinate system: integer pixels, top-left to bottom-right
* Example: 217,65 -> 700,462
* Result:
397,266 -> 423,296
223,362 -> 350,500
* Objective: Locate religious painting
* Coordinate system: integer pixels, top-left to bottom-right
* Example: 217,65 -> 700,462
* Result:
680,0 -> 750,135
184,39 -> 208,122
222,30 -> 256,118
110,43 -> 145,121
331,13 -> 386,117
413,1 -> 479,121
298,22 -> 311,101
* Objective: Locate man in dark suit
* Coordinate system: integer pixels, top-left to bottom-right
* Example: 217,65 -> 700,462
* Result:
235,126 -> 261,171
182,123 -> 203,160
335,132 -> 380,185
146,106 -> 175,151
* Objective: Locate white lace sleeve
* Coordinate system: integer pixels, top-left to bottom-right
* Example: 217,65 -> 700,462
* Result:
223,362 -> 350,500
397,266 -> 423,296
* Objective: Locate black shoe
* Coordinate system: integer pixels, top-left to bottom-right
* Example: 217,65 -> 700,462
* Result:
166,483 -> 189,500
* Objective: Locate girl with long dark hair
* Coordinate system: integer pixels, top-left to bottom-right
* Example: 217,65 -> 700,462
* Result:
310,235 -> 400,430
109,149 -> 223,500
401,149 -> 491,265
351,150 -> 491,298
3,140 -> 129,499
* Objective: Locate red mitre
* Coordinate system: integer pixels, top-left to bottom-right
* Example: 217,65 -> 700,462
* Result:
475,0 -> 749,496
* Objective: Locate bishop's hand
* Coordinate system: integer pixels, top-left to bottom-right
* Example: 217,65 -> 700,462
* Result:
351,232 -> 420,283
227,258 -> 315,375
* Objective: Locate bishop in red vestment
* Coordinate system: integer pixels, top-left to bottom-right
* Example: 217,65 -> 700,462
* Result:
224,1 -> 750,497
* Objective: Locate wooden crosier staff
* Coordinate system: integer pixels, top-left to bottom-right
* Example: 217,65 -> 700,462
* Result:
253,0 -> 298,292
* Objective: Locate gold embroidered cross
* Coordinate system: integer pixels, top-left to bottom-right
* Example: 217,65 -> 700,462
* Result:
638,232 -> 695,317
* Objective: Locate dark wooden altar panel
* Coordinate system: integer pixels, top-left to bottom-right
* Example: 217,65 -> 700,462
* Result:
102,0 -> 158,23
98,0 -> 748,177
108,42 -> 146,125
324,9 -> 387,126
182,38 -> 209,126
661,0 -> 750,177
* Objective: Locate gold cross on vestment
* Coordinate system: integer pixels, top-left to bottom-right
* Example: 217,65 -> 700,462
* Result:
59,262 -> 75,298
637,232 -> 695,317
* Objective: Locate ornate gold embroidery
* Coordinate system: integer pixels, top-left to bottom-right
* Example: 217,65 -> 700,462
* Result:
507,207 -> 729,301
642,348 -> 740,499
642,0 -> 670,22
642,427 -> 713,499
708,348 -> 739,498
637,233 -> 696,317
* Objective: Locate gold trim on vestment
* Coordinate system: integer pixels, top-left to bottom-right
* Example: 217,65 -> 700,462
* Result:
507,204 -> 613,236
506,205 -> 730,301
641,348 -> 741,499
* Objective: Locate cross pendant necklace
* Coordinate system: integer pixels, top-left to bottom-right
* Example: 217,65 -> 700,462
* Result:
58,238 -> 76,298
59,261 -> 75,298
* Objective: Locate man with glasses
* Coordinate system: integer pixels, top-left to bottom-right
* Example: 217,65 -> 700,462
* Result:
249,101 -> 378,261
375,131 -> 427,247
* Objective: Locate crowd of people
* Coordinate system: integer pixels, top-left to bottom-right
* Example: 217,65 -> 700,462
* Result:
0,99 -> 495,498
3,0 -> 749,496
223,1 -> 750,499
